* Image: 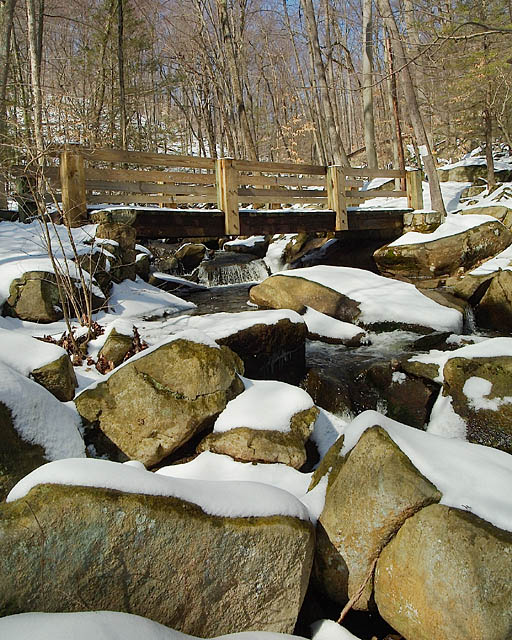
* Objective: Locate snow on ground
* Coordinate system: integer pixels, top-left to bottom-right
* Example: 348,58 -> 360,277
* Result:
0,361 -> 85,460
224,235 -> 266,249
0,611 -> 311,640
310,408 -> 348,459
355,180 -> 470,213
438,155 -> 512,172
213,376 -> 315,433
303,306 -> 368,343
280,266 -> 463,332
0,327 -> 68,376
460,182 -> 512,211
96,277 -> 195,321
6,457 -> 310,521
469,243 -> 512,276
311,619 -> 361,640
0,220 -> 106,306
264,234 -> 295,273
338,409 -> 512,532
138,308 -> 304,346
389,212 -> 498,247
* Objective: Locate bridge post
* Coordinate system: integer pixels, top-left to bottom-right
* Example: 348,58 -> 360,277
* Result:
216,158 -> 240,235
327,165 -> 348,231
60,146 -> 87,227
406,169 -> 424,210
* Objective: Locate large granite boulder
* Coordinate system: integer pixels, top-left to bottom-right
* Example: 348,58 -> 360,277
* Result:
197,379 -> 318,469
0,480 -> 314,635
375,503 -> 512,640
31,354 -> 77,402
249,266 -> 462,334
98,326 -> 134,368
373,219 -> 512,280
314,427 -> 440,610
75,333 -> 244,466
443,354 -> 512,452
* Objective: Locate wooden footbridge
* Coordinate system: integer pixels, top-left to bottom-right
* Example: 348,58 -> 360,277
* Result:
14,146 -> 424,239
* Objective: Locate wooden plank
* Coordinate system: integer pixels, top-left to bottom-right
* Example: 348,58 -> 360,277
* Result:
10,165 -> 60,180
234,159 -> 326,175
327,165 -> 348,231
238,174 -> 325,187
347,209 -> 405,231
240,210 -> 335,235
85,167 -> 215,185
239,195 -> 327,204
238,187 -> 327,198
60,150 -> 87,227
348,189 -> 407,199
345,179 -> 364,188
87,195 -> 217,204
343,167 -> 405,178
133,210 -> 225,239
216,158 -> 240,235
80,148 -> 215,170
406,169 -> 424,209
85,180 -> 217,197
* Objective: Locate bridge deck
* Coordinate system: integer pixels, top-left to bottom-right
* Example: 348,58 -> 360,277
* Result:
126,207 -> 410,239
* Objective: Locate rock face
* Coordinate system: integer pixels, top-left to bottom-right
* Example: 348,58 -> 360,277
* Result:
375,503 -> 512,640
0,403 -> 46,501
474,269 -> 512,331
438,163 -> 511,182
314,427 -> 441,610
4,271 -> 63,322
443,355 -> 512,452
98,327 -> 134,368
0,484 -> 315,635
197,406 -> 319,469
373,220 -> 512,280
217,317 -> 307,384
31,353 -> 77,402
250,274 -> 360,323
75,338 -> 244,466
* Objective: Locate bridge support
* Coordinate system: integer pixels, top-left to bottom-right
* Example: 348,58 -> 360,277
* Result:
216,158 -> 240,235
60,148 -> 87,227
406,169 -> 424,210
327,165 -> 348,231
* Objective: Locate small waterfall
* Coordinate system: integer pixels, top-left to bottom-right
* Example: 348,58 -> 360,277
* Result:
195,251 -> 270,286
463,306 -> 478,334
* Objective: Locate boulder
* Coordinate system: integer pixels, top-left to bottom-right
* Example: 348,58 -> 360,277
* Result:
249,266 -> 462,334
31,353 -> 77,402
0,403 -> 46,501
75,336 -> 244,466
461,204 -> 511,224
474,269 -> 512,331
443,355 -> 512,452
0,483 -> 314,635
224,236 -> 269,258
135,252 -> 151,281
4,271 -> 63,323
197,406 -> 319,469
96,222 -> 137,283
174,243 -> 207,272
98,327 -> 134,368
374,220 -> 512,280
314,427 -> 441,610
375,503 -> 512,640
438,163 -> 511,182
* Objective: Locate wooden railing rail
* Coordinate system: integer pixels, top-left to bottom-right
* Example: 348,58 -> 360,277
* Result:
9,146 -> 424,234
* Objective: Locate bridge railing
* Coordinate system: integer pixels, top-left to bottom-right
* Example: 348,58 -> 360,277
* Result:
8,147 -> 423,234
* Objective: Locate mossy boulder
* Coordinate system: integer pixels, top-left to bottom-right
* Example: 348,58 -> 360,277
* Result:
373,220 -> 512,280
443,355 -> 512,453
31,354 -> 77,402
96,222 -> 137,283
314,426 -> 441,610
0,483 -> 314,634
98,327 -> 134,368
0,403 -> 46,501
4,271 -> 63,323
75,338 -> 244,466
135,252 -> 150,281
250,275 -> 360,323
174,243 -> 207,272
197,406 -> 319,469
375,503 -> 512,640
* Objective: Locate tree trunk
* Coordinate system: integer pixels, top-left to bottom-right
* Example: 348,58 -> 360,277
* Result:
377,0 -> 446,215
300,0 -> 349,165
484,107 -> 496,188
26,0 -> 45,157
0,0 -> 17,207
384,31 -> 405,185
117,0 -> 127,150
362,0 -> 378,168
